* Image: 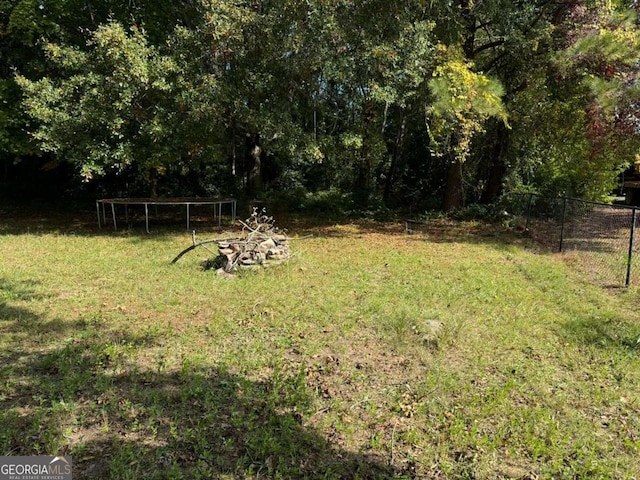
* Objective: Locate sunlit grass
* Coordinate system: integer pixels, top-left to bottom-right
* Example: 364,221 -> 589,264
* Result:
1,213 -> 639,479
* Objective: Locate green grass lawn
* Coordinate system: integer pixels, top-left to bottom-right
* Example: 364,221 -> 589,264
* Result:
1,210 -> 639,479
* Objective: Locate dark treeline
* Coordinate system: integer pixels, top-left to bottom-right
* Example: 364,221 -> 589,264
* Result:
1,0 -> 639,211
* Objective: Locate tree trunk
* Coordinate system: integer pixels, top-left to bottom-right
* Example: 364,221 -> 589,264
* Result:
383,109 -> 406,204
147,168 -> 158,198
440,0 -> 475,212
354,101 -> 375,204
231,119 -> 237,177
459,0 -> 476,58
246,133 -> 263,196
480,159 -> 506,204
480,124 -> 509,204
443,158 -> 464,211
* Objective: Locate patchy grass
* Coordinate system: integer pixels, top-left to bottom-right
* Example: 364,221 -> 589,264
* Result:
1,210 -> 640,479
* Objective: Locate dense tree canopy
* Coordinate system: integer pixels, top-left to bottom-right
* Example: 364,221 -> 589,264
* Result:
2,0 -> 639,209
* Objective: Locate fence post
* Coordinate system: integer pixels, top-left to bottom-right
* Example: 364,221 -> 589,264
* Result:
559,195 -> 568,253
625,207 -> 637,287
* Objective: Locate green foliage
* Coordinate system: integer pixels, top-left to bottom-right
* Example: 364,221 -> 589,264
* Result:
16,21 -> 221,188
563,9 -> 640,113
3,0 -> 640,207
506,82 -> 595,198
0,79 -> 33,158
427,44 -> 508,164
504,6 -> 640,200
2,0 -> 60,46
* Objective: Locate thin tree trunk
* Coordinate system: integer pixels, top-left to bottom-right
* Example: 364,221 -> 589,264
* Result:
231,119 -> 237,177
383,109 -> 406,203
147,168 -> 158,198
246,133 -> 263,196
354,101 -> 375,204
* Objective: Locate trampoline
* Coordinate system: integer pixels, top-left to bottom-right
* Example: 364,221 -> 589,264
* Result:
96,197 -> 237,233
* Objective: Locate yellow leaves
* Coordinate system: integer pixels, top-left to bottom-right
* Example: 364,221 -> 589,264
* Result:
303,144 -> 325,163
430,47 -> 506,122
568,10 -> 640,67
341,133 -> 363,150
608,25 -> 640,54
80,165 -> 94,182
434,43 -> 448,56
427,43 -> 508,164
371,45 -> 393,59
45,43 -> 62,60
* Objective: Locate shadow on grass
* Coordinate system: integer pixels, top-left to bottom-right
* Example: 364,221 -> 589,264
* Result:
0,203 -> 243,238
563,315 -> 640,351
282,215 -> 536,249
0,277 -> 48,301
0,205 -> 558,261
0,278 -> 52,350
0,305 -> 405,479
0,301 -> 41,327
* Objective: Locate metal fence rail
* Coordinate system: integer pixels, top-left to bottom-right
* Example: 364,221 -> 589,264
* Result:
503,193 -> 640,287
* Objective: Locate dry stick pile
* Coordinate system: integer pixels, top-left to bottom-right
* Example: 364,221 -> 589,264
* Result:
208,208 -> 290,273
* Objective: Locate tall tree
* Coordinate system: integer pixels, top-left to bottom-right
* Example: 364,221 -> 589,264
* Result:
424,0 -> 591,208
427,44 -> 508,210
504,1 -> 640,200
17,21 -> 221,194
1,0 -> 201,187
9,0 -> 639,206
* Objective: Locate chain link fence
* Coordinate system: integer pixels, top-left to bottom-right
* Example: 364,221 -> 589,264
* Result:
503,193 -> 640,287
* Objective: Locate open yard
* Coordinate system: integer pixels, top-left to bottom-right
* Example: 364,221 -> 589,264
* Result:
1,210 -> 640,479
